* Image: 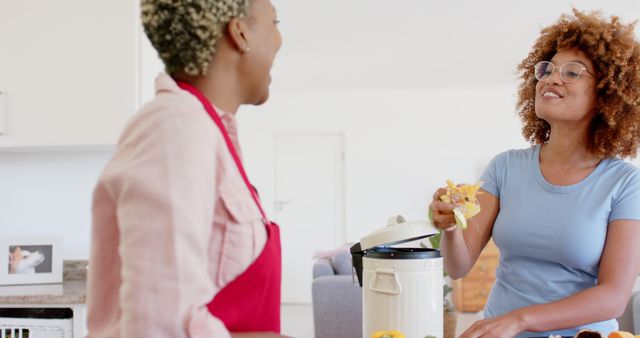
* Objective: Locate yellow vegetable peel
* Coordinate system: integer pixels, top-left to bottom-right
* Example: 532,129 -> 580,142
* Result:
434,179 -> 483,230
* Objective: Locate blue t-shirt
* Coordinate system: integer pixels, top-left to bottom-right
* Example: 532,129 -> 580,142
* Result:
480,145 -> 640,338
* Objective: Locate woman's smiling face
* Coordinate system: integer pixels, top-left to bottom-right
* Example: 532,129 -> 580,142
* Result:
535,49 -> 598,124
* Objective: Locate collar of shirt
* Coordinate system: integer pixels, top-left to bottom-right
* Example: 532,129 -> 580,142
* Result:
154,73 -> 243,158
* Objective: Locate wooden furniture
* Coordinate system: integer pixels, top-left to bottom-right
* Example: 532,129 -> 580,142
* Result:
452,239 -> 500,312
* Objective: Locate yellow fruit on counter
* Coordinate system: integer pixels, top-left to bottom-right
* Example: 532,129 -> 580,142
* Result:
371,330 -> 406,338
608,331 -> 635,338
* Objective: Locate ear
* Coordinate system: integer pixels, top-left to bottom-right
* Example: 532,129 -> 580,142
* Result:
227,17 -> 251,53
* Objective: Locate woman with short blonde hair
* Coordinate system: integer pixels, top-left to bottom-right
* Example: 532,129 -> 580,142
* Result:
87,0 -> 285,337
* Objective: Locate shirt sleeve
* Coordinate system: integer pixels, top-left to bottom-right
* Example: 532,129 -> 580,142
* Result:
106,108 -> 231,338
609,165 -> 640,223
480,152 -> 504,198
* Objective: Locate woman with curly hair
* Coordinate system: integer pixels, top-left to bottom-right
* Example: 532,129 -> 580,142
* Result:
429,9 -> 640,338
86,0 -> 285,337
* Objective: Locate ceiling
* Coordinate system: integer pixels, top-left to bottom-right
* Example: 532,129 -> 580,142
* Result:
271,0 -> 640,91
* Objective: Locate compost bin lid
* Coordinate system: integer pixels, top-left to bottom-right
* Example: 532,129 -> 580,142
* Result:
359,215 -> 439,251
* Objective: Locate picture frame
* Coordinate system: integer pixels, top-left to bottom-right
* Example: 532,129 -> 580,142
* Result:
0,236 -> 63,285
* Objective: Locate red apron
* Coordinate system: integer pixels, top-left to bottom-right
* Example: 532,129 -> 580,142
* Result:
177,81 -> 282,333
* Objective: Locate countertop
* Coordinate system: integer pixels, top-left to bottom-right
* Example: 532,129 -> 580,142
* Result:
0,260 -> 87,305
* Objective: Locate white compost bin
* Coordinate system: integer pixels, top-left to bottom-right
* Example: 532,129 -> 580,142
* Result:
351,215 -> 443,338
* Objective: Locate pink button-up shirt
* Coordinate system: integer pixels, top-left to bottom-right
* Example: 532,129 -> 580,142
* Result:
86,73 -> 267,338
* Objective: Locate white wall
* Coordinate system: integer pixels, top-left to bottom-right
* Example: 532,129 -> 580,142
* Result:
0,85 -> 528,259
239,87 -> 528,244
0,151 -> 112,259
272,0 -> 640,91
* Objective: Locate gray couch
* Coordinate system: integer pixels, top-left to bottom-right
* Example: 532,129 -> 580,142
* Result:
312,252 -> 640,336
312,251 -> 362,338
618,290 -> 640,332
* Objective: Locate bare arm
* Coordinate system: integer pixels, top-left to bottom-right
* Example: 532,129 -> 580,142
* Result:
429,188 -> 500,279
460,219 -> 640,338
520,219 -> 640,331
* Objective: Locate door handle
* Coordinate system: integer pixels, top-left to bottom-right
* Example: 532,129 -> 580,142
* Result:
276,200 -> 292,211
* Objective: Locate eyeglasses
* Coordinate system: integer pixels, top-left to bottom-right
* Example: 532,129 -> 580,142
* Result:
534,61 -> 598,83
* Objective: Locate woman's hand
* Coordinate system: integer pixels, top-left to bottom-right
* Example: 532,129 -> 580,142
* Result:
428,187 -> 458,231
459,311 -> 526,338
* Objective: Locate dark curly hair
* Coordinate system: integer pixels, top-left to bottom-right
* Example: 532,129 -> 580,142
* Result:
517,9 -> 640,159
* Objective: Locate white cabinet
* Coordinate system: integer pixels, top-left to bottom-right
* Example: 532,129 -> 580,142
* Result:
0,1 -> 140,148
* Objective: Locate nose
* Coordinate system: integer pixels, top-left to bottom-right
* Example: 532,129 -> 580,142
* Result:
276,30 -> 283,52
544,67 -> 563,85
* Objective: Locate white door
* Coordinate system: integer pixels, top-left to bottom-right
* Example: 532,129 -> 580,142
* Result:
275,133 -> 345,303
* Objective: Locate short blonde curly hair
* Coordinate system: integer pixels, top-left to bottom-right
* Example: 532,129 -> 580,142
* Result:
517,9 -> 640,159
141,0 -> 252,76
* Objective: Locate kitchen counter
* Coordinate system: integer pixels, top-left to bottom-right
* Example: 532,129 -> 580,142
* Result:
0,260 -> 87,305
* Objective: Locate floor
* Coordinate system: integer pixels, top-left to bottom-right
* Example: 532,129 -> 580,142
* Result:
281,303 -> 480,338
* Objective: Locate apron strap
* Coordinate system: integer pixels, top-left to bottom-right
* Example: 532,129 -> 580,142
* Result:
176,81 -> 268,223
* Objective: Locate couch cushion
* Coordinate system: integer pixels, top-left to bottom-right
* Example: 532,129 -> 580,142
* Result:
313,258 -> 335,279
332,251 -> 353,275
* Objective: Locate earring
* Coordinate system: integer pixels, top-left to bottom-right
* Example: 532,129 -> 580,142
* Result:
243,46 -> 251,52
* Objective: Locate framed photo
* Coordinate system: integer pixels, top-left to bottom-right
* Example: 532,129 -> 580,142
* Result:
0,236 -> 63,285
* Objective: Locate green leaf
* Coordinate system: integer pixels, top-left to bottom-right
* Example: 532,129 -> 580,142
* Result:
428,231 -> 442,249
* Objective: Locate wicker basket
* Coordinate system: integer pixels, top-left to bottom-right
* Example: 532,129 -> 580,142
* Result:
0,317 -> 72,338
